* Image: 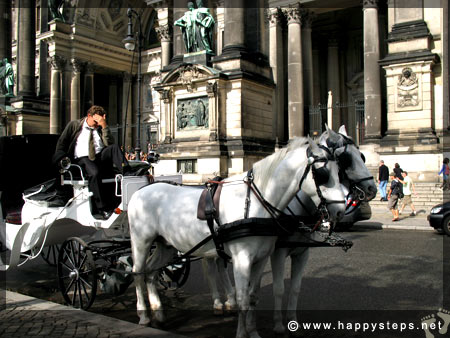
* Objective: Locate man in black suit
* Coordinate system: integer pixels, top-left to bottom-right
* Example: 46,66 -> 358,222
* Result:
54,105 -> 135,219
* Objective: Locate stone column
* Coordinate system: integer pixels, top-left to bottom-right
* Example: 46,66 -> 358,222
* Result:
223,2 -> 245,52
302,10 -> 315,109
17,1 -> 36,97
363,0 -> 382,142
0,0 -> 11,61
70,58 -> 83,121
268,8 -> 285,143
312,39 -> 321,105
48,55 -> 66,134
283,5 -> 304,139
327,35 -> 340,130
156,25 -> 172,68
83,62 -> 95,112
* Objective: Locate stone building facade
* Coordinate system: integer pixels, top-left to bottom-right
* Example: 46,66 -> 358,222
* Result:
0,0 -> 448,183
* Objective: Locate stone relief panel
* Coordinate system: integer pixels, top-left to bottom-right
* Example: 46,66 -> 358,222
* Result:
397,67 -> 419,109
176,96 -> 209,131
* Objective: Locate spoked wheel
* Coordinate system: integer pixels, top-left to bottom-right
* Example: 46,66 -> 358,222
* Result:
41,244 -> 61,266
57,237 -> 97,310
160,255 -> 191,288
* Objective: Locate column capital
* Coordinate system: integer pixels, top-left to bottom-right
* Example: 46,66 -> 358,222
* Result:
301,9 -> 316,29
122,72 -> 132,82
363,0 -> 379,9
48,55 -> 66,70
282,4 -> 302,25
156,25 -> 172,42
85,62 -> 95,74
266,8 -> 283,28
71,58 -> 84,73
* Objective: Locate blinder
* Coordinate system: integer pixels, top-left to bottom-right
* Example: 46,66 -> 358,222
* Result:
307,147 -> 331,186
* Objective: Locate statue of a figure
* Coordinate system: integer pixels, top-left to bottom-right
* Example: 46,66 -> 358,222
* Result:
48,0 -> 66,22
397,68 -> 419,107
0,58 -> 14,97
196,99 -> 206,126
193,0 -> 215,53
174,2 -> 196,53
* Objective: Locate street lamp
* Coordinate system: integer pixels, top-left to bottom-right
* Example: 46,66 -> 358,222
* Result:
123,8 -> 142,160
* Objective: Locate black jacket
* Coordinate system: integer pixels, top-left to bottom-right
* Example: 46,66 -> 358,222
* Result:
52,118 -> 114,165
379,164 -> 389,181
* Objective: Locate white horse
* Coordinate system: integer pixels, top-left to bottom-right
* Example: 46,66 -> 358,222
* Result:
127,137 -> 346,338
270,125 -> 378,333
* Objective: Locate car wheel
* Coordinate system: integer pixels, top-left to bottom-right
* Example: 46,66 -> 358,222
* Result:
442,216 -> 450,236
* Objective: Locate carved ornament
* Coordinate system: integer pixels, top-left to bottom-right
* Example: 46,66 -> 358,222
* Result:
266,8 -> 283,27
397,67 -> 419,108
177,65 -> 205,93
156,25 -> 172,42
206,81 -> 217,98
363,0 -> 379,9
48,55 -> 66,70
282,5 -> 302,25
71,58 -> 84,73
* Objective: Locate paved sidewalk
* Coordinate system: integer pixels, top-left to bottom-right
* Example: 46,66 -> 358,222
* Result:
354,206 -> 432,231
0,290 -> 186,338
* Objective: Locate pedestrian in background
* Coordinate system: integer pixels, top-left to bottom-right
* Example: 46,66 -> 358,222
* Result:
399,171 -> 417,216
387,172 -> 402,221
393,163 -> 403,180
378,160 -> 389,201
438,157 -> 450,190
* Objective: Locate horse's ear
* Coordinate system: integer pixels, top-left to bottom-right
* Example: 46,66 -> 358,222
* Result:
307,136 -> 320,152
325,124 -> 331,132
338,125 -> 348,136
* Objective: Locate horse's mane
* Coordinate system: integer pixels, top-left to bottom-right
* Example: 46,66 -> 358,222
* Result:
252,137 -> 308,191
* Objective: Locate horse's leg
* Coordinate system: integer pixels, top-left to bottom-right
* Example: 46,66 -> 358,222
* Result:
270,248 -> 288,334
144,242 -> 176,324
202,258 -> 225,315
286,248 -> 310,324
131,236 -> 154,326
217,259 -> 237,313
232,253 -> 252,338
246,257 -> 269,338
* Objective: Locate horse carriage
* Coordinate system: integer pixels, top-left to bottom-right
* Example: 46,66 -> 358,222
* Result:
0,134 -> 190,310
1,126 -> 377,338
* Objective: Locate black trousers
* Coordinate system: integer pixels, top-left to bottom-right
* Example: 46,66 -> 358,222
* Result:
76,144 -> 128,211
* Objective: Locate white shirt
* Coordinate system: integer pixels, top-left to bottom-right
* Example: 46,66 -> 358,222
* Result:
402,176 -> 413,195
74,120 -> 104,159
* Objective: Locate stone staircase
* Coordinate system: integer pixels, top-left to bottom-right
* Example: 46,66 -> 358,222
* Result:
369,182 -> 450,213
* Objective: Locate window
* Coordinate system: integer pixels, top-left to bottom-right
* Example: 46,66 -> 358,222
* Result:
177,159 -> 197,174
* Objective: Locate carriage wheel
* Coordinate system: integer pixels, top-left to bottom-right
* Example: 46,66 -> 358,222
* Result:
160,256 -> 191,288
57,237 -> 97,310
41,244 -> 61,267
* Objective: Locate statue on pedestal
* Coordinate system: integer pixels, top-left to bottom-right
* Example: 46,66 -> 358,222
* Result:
174,0 -> 215,54
48,0 -> 66,22
0,58 -> 14,97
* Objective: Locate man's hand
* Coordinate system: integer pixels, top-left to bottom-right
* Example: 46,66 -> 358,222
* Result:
93,114 -> 107,128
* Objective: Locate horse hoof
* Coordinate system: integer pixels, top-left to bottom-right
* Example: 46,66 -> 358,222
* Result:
224,302 -> 238,313
152,310 -> 165,323
273,324 -> 285,334
213,304 -> 224,316
138,317 -> 151,326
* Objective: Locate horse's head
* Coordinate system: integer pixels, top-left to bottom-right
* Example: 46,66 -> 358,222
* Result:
300,136 -> 346,224
320,125 -> 377,201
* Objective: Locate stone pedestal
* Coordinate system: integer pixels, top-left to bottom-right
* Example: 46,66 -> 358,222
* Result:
183,51 -> 213,67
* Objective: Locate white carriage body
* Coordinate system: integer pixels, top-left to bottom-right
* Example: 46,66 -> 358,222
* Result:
0,172 -> 168,270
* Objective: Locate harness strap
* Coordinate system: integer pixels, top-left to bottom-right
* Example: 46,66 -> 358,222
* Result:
244,169 -> 253,219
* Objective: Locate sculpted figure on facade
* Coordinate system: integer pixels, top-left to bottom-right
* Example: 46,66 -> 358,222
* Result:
174,0 -> 215,54
0,58 -> 14,97
176,97 -> 209,130
193,0 -> 215,53
48,0 -> 66,22
174,2 -> 196,53
397,67 -> 419,107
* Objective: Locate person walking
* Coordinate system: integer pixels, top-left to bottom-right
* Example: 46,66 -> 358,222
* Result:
393,163 -> 403,180
378,160 -> 389,201
387,172 -> 402,221
438,158 -> 450,190
399,171 -> 417,216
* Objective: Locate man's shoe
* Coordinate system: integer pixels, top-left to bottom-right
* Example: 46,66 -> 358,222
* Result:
380,198 -> 384,201
101,210 -> 113,220
410,212 -> 416,216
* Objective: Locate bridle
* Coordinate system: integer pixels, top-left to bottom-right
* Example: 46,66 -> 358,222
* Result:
326,133 -> 374,201
297,144 -> 346,222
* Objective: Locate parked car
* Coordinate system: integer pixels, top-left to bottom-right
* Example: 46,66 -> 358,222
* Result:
428,202 -> 450,235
